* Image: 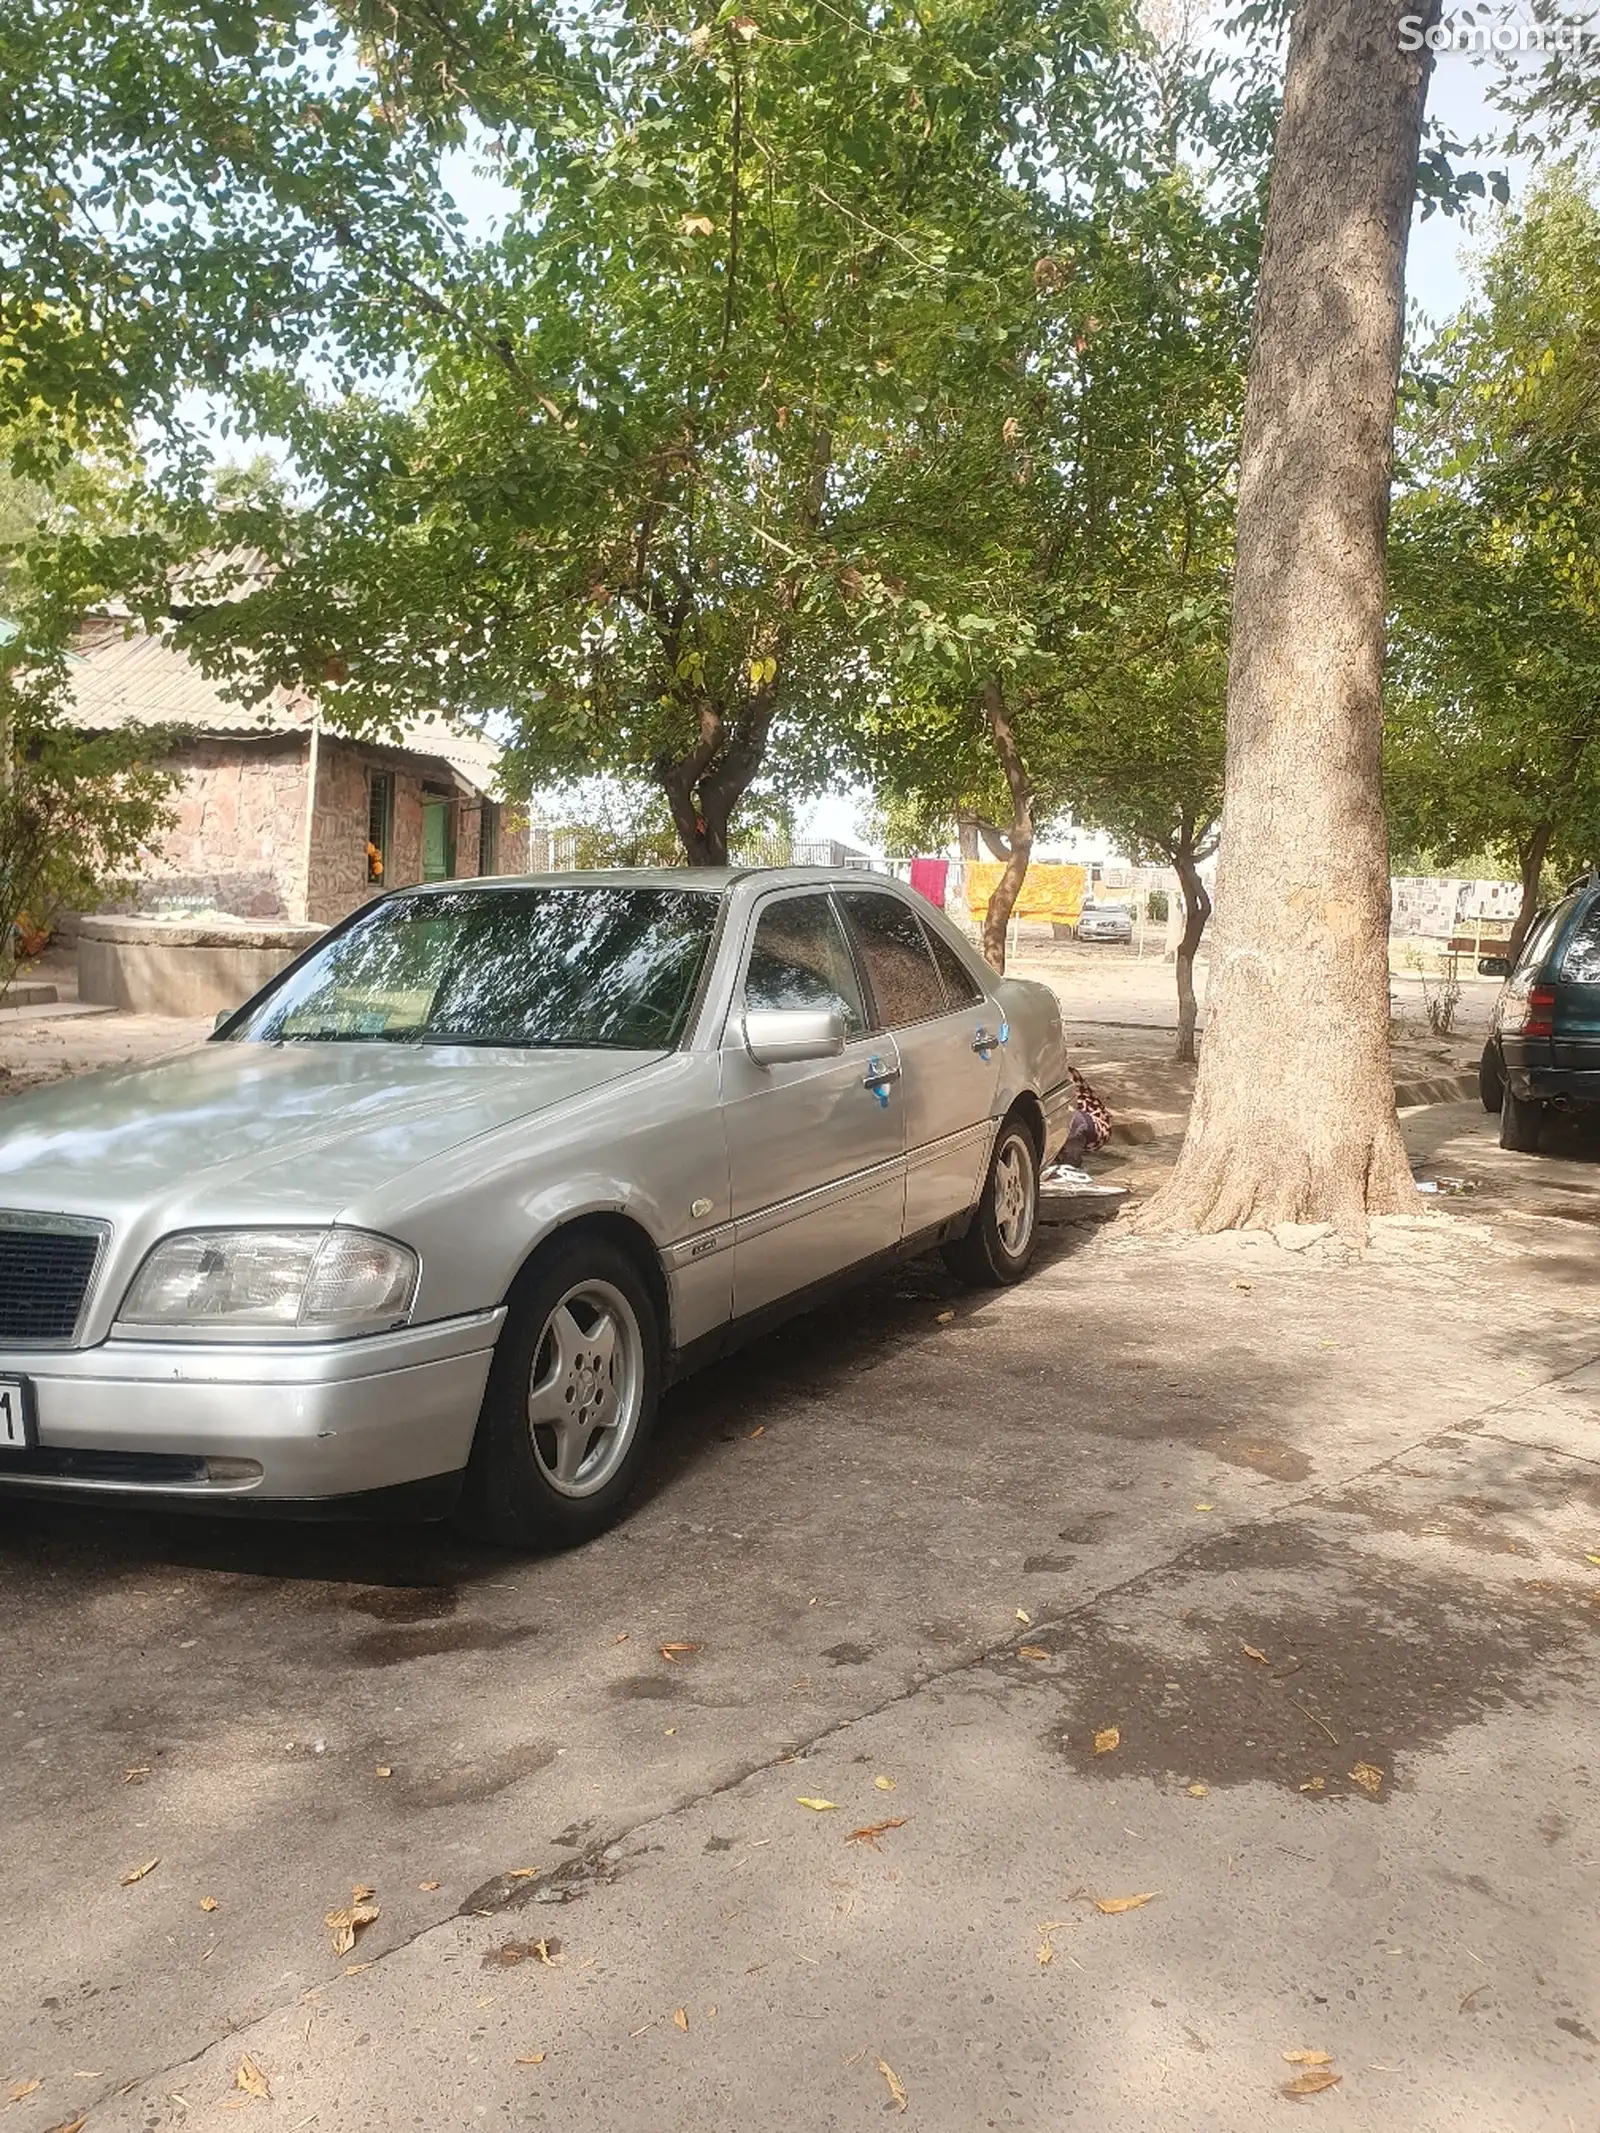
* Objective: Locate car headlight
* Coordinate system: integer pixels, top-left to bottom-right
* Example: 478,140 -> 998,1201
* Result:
117,1228 -> 419,1339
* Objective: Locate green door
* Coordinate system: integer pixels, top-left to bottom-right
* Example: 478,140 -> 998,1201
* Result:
421,800 -> 454,882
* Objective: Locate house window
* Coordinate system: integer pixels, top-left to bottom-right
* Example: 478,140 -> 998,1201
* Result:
366,772 -> 393,884
421,795 -> 456,882
478,801 -> 501,877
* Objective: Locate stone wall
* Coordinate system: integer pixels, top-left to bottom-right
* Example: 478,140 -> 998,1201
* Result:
124,733 -> 525,928
132,736 -> 310,920
305,737 -> 529,924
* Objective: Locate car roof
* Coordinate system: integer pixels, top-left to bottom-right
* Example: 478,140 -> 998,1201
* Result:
396,867 -> 894,896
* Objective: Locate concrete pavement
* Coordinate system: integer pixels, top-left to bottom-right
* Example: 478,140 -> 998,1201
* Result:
3,1104 -> 1599,2129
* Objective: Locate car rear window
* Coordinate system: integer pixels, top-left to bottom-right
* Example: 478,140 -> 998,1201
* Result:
1518,898 -> 1576,979
1561,899 -> 1600,984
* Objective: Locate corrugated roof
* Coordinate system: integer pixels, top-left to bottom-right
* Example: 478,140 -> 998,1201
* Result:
66,621 -> 504,797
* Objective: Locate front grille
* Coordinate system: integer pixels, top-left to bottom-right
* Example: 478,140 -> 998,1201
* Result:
0,1218 -> 103,1343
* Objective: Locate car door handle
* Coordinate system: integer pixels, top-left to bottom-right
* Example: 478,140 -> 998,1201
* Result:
863,1061 -> 901,1089
972,1023 -> 1008,1054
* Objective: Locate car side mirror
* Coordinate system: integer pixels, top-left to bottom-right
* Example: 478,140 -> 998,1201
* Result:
743,1007 -> 846,1066
1478,955 -> 1511,979
213,1009 -> 234,1032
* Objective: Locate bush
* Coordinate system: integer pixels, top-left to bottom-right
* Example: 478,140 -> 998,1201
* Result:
1145,888 -> 1168,923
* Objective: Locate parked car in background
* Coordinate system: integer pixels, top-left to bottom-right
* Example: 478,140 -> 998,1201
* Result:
0,870 -> 1075,1547
1075,901 -> 1135,945
1478,877 -> 1600,1151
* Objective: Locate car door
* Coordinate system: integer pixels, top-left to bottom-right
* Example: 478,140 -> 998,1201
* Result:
836,887 -> 1002,1239
721,889 -> 905,1318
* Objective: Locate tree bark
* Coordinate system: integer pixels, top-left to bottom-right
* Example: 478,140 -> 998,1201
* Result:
1133,0 -> 1433,1237
976,678 -> 1034,972
1170,825 -> 1213,1066
956,812 -> 981,861
652,688 -> 777,864
1506,820 -> 1552,968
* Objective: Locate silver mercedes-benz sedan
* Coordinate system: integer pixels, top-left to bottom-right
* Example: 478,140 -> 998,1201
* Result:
0,869 -> 1074,1547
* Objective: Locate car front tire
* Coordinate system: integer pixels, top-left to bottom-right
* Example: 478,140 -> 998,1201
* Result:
457,1235 -> 662,1550
1498,1086 -> 1545,1154
942,1117 -> 1040,1288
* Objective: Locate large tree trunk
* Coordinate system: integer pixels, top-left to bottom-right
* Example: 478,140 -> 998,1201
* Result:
1134,0 -> 1431,1237
976,678 -> 1034,972
1505,820 -> 1552,968
1171,826 -> 1212,1066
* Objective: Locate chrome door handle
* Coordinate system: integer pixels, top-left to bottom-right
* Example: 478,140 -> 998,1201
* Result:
973,1021 -> 1009,1055
863,1062 -> 901,1089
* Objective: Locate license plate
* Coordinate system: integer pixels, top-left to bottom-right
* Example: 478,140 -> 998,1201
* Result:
0,1377 -> 36,1450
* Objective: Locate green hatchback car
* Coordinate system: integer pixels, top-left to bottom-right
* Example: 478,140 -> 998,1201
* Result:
1479,879 -> 1600,1152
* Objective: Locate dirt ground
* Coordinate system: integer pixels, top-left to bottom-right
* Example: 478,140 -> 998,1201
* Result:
2,949 -> 1598,2132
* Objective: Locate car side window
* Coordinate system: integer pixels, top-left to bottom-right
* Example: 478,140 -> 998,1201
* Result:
926,924 -> 985,1009
1561,899 -> 1600,984
743,894 -> 866,1036
837,889 -> 948,1028
1519,899 -> 1575,978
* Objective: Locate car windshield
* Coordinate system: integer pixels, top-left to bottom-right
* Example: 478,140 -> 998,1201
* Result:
227,886 -> 721,1051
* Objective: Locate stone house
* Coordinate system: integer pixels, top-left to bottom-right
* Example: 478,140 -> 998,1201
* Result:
67,618 -> 536,926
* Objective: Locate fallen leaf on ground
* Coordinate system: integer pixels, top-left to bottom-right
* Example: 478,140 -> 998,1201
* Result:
419,1880 -> 441,1892
1035,1921 -> 1070,1966
613,1632 -> 630,1643
200,1896 -> 219,1912
1015,1609 -> 1031,1624
1282,2049 -> 1333,2065
122,1766 -> 150,1784
43,2120 -> 87,2133
797,1797 -> 836,1812
876,2059 -> 908,2112
846,1818 -> 907,1849
1242,1644 -> 1268,1664
1186,1783 -> 1208,1797
1300,1776 -> 1326,1794
1094,1892 -> 1158,1914
516,2052 -> 546,2065
324,1892 -> 380,1955
375,1766 -> 392,1779
1093,1727 -> 1120,1755
1348,1762 -> 1384,1796
351,1883 -> 376,1902
120,1858 -> 159,1885
1230,1279 -> 1253,1291
507,1868 -> 540,1880
659,1642 -> 700,1660
936,1310 -> 955,1324
750,1425 -> 765,1437
534,1938 -> 562,1967
8,2080 -> 41,2102
673,2008 -> 689,2032
234,2055 -> 270,2100
1585,1554 -> 1600,1567
1018,1645 -> 1050,1661
1280,2069 -> 1342,2097
1194,1502 -> 1214,1512
874,1775 -> 896,1792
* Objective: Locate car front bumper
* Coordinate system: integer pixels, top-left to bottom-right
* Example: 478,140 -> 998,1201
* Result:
0,1308 -> 504,1510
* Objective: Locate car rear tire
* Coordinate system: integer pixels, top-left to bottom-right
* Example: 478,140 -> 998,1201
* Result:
1479,1040 -> 1504,1113
456,1236 -> 661,1550
1498,1086 -> 1545,1154
942,1116 -> 1040,1288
